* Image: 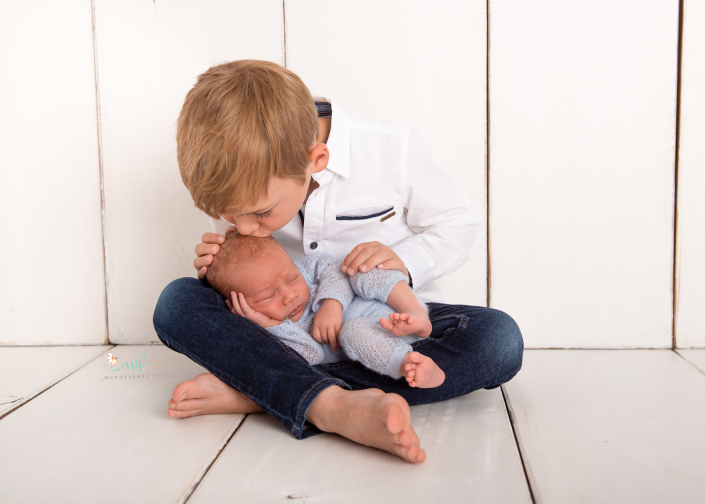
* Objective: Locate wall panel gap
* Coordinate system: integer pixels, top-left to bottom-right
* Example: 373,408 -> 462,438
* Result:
91,0 -> 110,344
486,0 -> 492,308
672,0 -> 685,349
282,0 -> 287,67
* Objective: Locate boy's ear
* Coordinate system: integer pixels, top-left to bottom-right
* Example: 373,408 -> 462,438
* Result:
308,143 -> 329,174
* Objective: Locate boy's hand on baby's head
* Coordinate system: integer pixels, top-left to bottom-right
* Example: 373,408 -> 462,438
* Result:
193,227 -> 237,279
342,241 -> 409,279
311,299 -> 344,351
226,291 -> 281,329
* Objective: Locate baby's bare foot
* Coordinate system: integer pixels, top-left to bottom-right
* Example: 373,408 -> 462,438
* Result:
379,310 -> 432,338
168,373 -> 263,418
309,387 -> 426,463
400,352 -> 445,388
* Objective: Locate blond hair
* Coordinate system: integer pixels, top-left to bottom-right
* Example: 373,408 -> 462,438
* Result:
177,60 -> 319,218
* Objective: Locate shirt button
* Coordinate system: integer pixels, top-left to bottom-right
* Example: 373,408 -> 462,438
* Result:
310,242 -> 318,250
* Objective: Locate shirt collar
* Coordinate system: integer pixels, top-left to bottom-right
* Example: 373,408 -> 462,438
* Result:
318,100 -> 350,179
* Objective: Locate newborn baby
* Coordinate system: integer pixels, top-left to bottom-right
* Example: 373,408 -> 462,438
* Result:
206,233 -> 445,388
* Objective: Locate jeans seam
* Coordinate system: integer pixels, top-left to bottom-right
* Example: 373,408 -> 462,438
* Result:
294,378 -> 346,432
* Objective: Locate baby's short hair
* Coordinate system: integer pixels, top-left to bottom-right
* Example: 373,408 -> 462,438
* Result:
206,233 -> 283,299
177,60 -> 319,219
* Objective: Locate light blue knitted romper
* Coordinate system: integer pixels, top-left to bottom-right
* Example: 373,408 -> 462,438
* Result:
266,254 -> 425,379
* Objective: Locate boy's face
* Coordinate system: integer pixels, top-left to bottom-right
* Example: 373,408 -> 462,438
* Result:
223,175 -> 312,237
237,247 -> 310,322
221,143 -> 329,237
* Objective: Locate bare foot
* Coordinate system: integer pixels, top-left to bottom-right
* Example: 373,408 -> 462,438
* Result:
400,352 -> 445,388
308,386 -> 426,463
379,310 -> 432,338
167,373 -> 263,418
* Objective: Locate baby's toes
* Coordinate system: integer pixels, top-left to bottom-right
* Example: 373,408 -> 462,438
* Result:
408,352 -> 425,364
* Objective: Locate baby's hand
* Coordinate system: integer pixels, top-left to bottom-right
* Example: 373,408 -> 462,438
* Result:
226,292 -> 281,329
311,299 -> 344,351
342,241 -> 409,278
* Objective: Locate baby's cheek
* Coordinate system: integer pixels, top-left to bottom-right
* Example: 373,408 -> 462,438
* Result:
255,302 -> 280,321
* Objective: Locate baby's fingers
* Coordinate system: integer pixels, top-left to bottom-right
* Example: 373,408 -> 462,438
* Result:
237,293 -> 257,317
311,326 -> 323,344
229,292 -> 245,317
328,327 -> 339,352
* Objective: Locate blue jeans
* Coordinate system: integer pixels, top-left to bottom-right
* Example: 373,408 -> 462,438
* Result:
153,277 -> 524,439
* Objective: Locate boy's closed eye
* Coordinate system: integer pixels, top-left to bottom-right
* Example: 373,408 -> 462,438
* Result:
254,208 -> 273,219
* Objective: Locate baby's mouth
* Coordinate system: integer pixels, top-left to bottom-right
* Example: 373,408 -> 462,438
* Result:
287,303 -> 304,319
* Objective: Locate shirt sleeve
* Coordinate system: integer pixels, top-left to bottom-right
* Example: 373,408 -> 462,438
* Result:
310,255 -> 355,313
391,127 -> 482,291
266,320 -> 325,365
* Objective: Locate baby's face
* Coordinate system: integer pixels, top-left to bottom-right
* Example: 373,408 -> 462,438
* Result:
237,249 -> 310,322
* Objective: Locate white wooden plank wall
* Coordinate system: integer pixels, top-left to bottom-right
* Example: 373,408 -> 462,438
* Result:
93,0 -> 285,342
286,0 -> 488,307
4,3 -> 705,348
675,0 -> 705,348
489,0 -> 679,348
0,0 -> 107,345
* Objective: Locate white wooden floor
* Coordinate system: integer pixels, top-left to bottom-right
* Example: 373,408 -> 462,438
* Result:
0,347 -> 704,503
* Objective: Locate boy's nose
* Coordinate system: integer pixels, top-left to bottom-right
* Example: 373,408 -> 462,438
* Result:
234,216 -> 259,235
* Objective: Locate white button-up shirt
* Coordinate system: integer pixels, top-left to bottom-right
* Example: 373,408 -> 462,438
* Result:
210,101 -> 482,303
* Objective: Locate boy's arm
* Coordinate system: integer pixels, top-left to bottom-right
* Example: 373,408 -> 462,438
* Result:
387,127 -> 481,291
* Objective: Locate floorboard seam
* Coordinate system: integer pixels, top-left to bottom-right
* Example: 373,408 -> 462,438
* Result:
673,349 -> 705,377
0,345 -> 116,422
179,413 -> 249,504
501,385 -> 537,504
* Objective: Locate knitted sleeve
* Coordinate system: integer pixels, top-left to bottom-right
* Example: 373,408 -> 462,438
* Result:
266,320 -> 325,365
298,254 -> 355,313
349,267 -> 408,303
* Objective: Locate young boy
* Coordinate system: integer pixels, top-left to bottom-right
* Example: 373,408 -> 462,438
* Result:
153,59 -> 523,464
206,232 -> 445,388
